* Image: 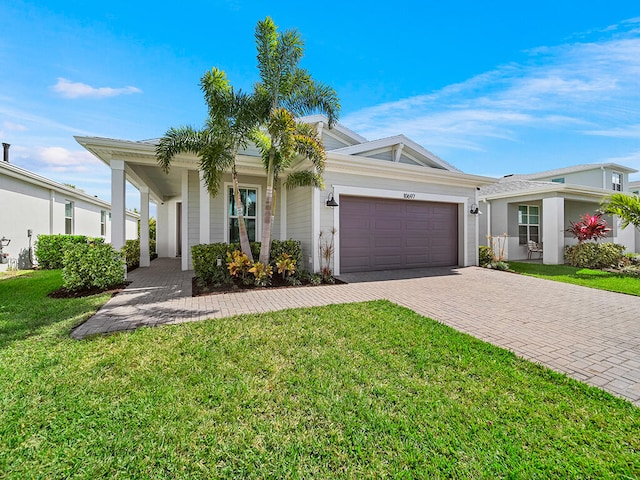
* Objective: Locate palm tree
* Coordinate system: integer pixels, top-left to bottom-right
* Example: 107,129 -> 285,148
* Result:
601,193 -> 640,230
252,16 -> 341,265
156,68 -> 259,259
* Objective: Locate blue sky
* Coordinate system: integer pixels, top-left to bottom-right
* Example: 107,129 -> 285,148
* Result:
2,0 -> 640,208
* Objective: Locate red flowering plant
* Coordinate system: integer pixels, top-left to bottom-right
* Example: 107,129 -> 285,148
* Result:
566,213 -> 610,243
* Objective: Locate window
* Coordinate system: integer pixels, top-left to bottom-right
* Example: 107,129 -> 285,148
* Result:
228,187 -> 257,243
612,172 -> 622,191
65,201 -> 74,234
518,205 -> 539,245
551,177 -> 565,183
100,210 -> 107,236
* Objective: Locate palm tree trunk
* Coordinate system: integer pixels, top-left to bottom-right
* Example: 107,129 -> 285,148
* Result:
259,151 -> 276,264
232,166 -> 253,261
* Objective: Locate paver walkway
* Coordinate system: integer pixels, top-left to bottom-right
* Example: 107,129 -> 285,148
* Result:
71,258 -> 640,406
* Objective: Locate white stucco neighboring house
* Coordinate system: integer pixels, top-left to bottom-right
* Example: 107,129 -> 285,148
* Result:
76,115 -> 496,274
479,163 -> 639,264
0,151 -> 139,271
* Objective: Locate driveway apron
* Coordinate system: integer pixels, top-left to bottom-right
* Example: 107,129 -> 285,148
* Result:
71,258 -> 640,406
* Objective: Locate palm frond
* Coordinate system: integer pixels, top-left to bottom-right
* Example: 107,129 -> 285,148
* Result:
602,193 -> 640,230
285,170 -> 325,190
156,126 -> 203,173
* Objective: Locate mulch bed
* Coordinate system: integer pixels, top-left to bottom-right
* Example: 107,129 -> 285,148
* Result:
192,276 -> 346,297
48,282 -> 131,299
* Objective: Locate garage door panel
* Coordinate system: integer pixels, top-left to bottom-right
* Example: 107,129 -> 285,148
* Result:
340,196 -> 458,273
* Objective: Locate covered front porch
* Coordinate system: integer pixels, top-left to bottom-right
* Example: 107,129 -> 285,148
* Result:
480,186 -> 636,264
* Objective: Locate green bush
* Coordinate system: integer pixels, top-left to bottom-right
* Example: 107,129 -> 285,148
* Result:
564,242 -> 625,269
121,239 -> 140,270
191,240 -> 303,286
479,245 -> 493,267
191,243 -> 233,286
35,235 -> 104,269
270,239 -> 303,269
62,242 -> 125,291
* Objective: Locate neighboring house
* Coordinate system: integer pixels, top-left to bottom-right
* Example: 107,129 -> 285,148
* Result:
479,163 -> 639,264
0,150 -> 139,271
76,115 -> 495,274
630,180 -> 640,196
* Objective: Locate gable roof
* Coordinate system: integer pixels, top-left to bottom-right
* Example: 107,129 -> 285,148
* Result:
0,159 -> 138,216
330,134 -> 460,172
516,163 -> 637,180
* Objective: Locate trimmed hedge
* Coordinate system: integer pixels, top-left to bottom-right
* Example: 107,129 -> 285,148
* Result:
121,239 -> 158,270
35,235 -> 104,269
191,240 -> 302,286
564,242 -> 625,269
62,242 -> 125,291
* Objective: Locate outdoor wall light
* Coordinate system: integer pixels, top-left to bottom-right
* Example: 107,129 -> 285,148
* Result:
469,203 -> 480,215
326,193 -> 339,207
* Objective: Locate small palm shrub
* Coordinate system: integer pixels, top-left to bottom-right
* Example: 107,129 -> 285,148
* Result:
62,242 -> 125,291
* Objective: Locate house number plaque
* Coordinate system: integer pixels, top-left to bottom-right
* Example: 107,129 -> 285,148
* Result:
403,193 -> 416,199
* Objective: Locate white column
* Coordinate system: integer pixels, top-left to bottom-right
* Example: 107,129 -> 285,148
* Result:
49,190 -> 55,234
199,171 -> 211,244
312,187 -> 320,273
181,170 -> 189,271
542,196 -> 564,265
615,216 -> 636,253
110,159 -> 126,250
139,186 -> 150,267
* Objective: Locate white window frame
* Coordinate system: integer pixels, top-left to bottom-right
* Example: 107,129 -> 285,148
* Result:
518,205 -> 540,245
65,200 -> 74,235
224,183 -> 262,244
612,172 -> 622,191
100,210 -> 107,236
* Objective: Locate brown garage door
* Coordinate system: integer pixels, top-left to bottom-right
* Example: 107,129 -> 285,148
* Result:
339,196 -> 458,273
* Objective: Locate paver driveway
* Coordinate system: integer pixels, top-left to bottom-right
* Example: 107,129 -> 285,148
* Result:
72,258 -> 640,405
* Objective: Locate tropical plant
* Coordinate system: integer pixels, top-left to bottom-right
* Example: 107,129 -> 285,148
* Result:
601,193 -> 640,230
318,228 -> 336,281
567,214 -> 610,243
226,250 -> 254,285
248,261 -> 273,287
275,253 -> 296,280
252,16 -> 341,265
156,69 -> 259,259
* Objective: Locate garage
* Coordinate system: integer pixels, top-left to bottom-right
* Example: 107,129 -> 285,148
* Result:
339,196 -> 458,273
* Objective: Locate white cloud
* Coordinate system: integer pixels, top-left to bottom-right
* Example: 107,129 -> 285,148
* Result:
585,124 -> 640,138
2,121 -> 27,131
342,20 -> 640,158
52,78 -> 142,99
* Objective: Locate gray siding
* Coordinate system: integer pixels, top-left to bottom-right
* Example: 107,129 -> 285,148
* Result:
187,170 -> 200,269
286,186 -> 313,271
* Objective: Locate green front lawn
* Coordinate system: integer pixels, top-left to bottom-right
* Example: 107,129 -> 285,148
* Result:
509,262 -> 640,296
1,271 -> 639,478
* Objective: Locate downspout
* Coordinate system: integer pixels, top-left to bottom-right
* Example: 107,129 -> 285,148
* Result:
474,187 -> 480,266
601,165 -> 606,190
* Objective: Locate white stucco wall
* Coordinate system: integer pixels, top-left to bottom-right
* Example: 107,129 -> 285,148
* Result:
0,164 -> 138,270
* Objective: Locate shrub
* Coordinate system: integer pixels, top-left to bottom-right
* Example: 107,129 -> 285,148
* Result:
191,240 -> 303,286
62,242 -> 125,291
564,242 -> 625,269
270,240 -> 303,269
479,246 -> 493,267
191,243 -> 232,286
35,235 -> 104,269
121,239 -> 140,270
